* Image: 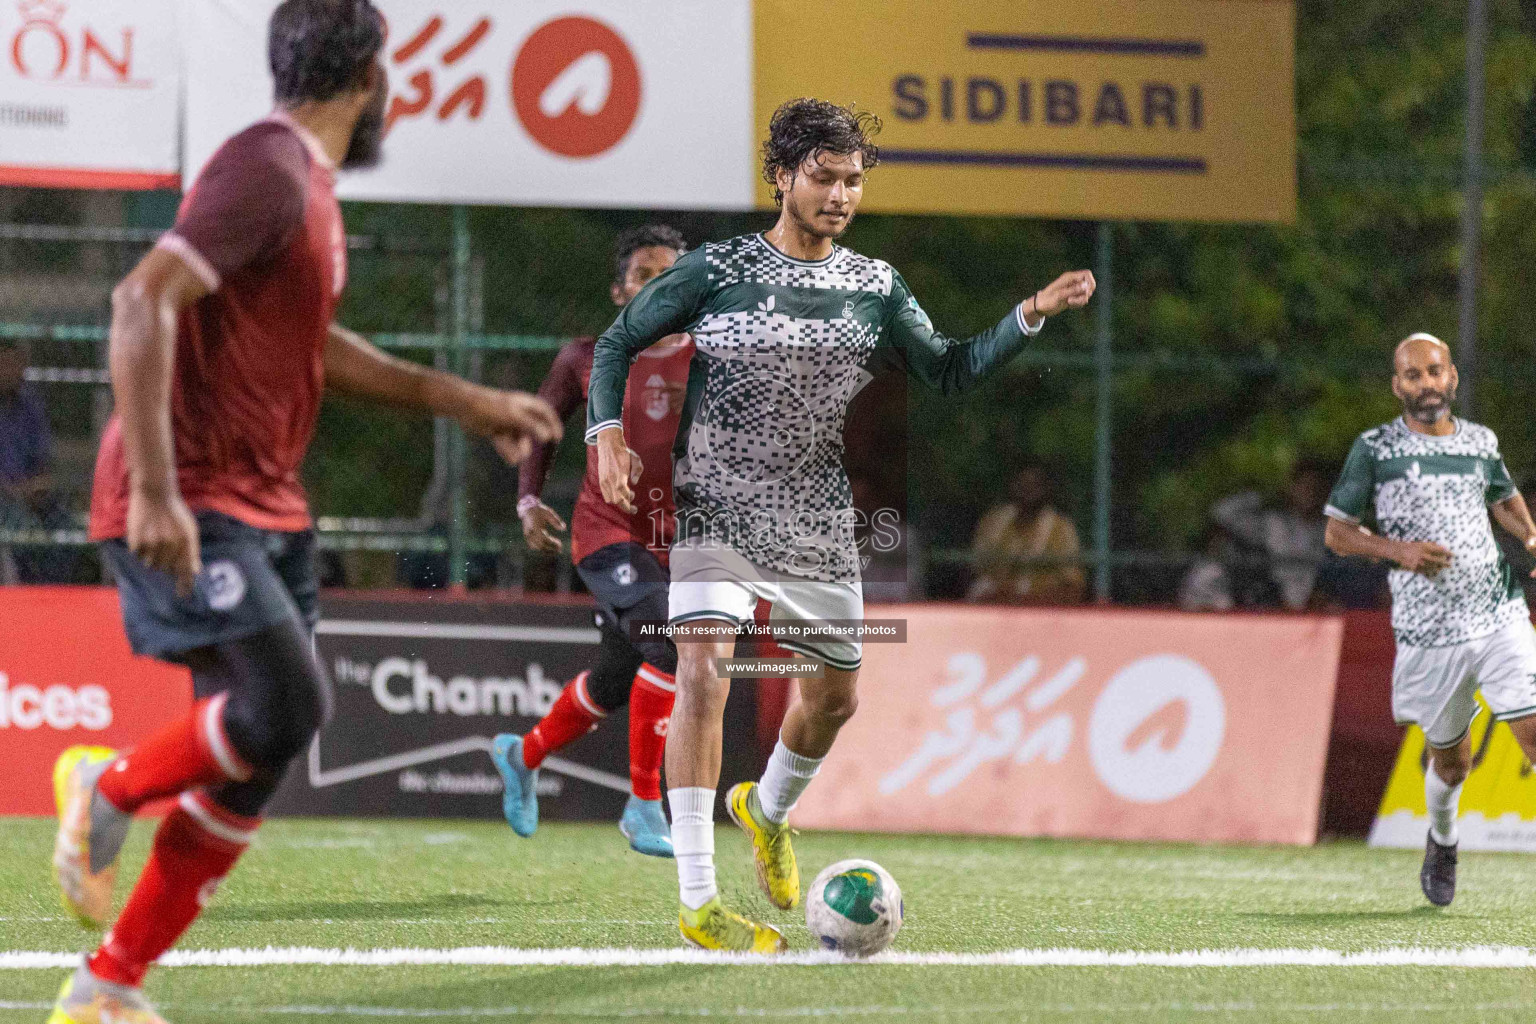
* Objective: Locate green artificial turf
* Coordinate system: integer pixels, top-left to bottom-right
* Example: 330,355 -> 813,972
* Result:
1,817 -> 1533,1022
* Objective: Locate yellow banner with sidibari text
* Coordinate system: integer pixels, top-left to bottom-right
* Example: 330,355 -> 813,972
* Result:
753,0 -> 1294,223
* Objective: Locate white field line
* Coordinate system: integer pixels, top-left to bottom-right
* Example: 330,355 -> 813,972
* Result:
3,946 -> 1536,970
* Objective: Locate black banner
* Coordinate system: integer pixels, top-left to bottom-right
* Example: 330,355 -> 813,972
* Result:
269,594 -> 759,821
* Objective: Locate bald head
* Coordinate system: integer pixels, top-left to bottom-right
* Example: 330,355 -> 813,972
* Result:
1392,332 -> 1457,427
1393,332 -> 1451,372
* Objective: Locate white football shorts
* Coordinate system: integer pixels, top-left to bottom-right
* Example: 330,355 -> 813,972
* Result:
1392,618 -> 1536,748
667,536 -> 864,671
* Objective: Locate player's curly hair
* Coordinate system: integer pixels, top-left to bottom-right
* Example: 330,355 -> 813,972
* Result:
269,0 -> 385,104
613,224 -> 688,288
761,99 -> 882,207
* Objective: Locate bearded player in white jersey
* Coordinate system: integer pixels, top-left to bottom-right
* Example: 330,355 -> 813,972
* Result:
1325,333 -> 1536,906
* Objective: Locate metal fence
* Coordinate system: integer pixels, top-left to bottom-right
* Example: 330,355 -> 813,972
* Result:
2,205 -> 1531,609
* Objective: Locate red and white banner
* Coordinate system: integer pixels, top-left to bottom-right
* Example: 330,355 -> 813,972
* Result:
795,607 -> 1343,845
182,0 -> 755,208
0,0 -> 180,189
0,587 -> 190,815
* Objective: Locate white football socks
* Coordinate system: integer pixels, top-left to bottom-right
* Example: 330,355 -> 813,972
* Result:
756,739 -> 824,825
1425,764 -> 1463,846
667,787 -> 717,909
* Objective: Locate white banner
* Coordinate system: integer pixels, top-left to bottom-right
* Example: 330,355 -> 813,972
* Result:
183,0 -> 754,208
0,0 -> 180,189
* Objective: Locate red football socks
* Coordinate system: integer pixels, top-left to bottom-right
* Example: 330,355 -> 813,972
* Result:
96,693 -> 253,814
521,672 -> 603,769
88,791 -> 258,988
628,664 -> 675,801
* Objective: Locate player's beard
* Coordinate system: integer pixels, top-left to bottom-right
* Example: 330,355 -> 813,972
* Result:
1403,383 -> 1455,424
342,81 -> 388,170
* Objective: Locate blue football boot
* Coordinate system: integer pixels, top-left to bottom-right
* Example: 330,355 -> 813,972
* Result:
618,795 -> 674,857
490,734 -> 539,837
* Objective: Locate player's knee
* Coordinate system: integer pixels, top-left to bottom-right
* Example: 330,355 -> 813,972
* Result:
223,670 -> 330,770
675,654 -> 729,714
805,686 -> 858,727
635,639 -> 677,676
1429,749 -> 1470,786
584,662 -> 635,714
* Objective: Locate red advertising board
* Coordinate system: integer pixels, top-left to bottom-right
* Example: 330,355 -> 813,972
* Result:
0,587 -> 190,816
794,606 -> 1343,845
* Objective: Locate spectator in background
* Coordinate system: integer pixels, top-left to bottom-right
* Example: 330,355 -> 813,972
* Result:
1205,460 -> 1331,610
1178,524 -> 1237,611
967,460 -> 1086,606
0,340 -> 72,583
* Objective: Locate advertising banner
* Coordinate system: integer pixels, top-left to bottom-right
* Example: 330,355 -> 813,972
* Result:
793,606 -> 1342,845
1369,697 -> 1536,852
0,587 -> 191,816
753,0 -> 1294,222
0,0 -> 180,189
182,0 -> 755,208
0,588 -> 759,821
180,0 -> 1292,221
267,595 -> 762,821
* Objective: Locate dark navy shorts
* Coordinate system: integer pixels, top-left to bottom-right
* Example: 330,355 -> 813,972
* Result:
576,541 -> 669,631
100,510 -> 319,661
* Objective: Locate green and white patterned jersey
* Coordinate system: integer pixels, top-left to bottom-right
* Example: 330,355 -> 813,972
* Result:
1325,416 -> 1526,647
586,232 -> 1040,582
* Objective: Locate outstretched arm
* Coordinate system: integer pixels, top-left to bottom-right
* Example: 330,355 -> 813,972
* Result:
889,270 -> 1094,394
324,324 -> 562,466
1492,494 -> 1536,575
588,249 -> 708,513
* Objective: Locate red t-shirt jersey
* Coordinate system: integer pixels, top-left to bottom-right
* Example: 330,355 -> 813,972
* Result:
519,335 -> 693,565
90,115 -> 346,540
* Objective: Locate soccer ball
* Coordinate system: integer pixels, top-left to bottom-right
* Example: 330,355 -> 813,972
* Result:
805,858 -> 903,957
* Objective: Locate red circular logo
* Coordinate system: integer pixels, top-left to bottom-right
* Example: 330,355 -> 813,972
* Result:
510,17 -> 641,159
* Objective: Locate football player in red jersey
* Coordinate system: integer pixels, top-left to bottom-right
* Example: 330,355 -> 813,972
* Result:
46,4 -> 561,1023
491,225 -> 694,857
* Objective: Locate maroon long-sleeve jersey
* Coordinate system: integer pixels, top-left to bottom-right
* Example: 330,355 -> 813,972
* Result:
519,334 -> 693,565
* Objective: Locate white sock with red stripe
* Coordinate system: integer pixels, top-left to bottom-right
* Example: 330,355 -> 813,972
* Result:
521,672 -> 603,769
668,787 -> 717,909
628,664 -> 676,800
88,790 -> 257,987
96,693 -> 253,813
756,738 -> 824,825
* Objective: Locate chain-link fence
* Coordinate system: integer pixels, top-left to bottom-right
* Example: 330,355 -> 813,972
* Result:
7,195 -> 1536,609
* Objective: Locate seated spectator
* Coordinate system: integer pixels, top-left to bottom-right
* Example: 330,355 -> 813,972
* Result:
1206,460 -> 1331,611
0,341 -> 77,583
967,461 -> 1086,606
1178,525 -> 1237,612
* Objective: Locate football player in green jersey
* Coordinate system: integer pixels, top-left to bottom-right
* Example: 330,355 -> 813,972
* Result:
588,98 -> 1094,951
1325,334 -> 1536,906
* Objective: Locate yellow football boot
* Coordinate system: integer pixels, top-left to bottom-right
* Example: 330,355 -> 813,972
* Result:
47,965 -> 169,1024
52,745 -> 124,929
726,782 -> 800,910
678,898 -> 787,954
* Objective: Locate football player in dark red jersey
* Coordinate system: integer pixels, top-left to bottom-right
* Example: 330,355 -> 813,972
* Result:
491,225 -> 693,857
45,3 -> 561,1022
